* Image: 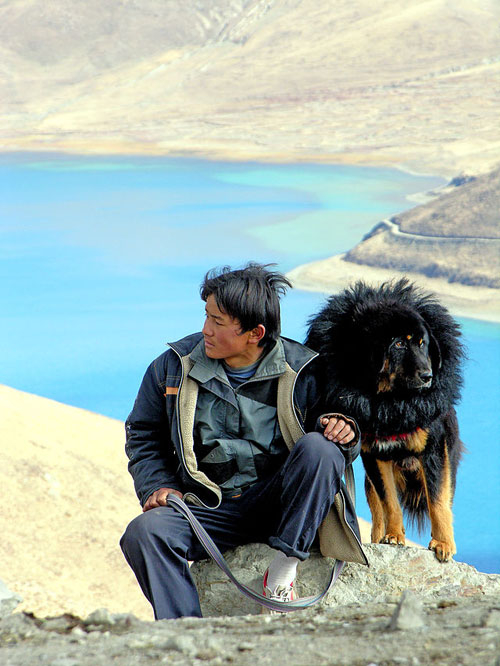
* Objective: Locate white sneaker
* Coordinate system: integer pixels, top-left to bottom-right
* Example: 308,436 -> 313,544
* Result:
262,568 -> 295,614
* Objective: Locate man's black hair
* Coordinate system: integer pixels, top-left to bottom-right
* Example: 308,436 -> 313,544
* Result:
200,263 -> 292,347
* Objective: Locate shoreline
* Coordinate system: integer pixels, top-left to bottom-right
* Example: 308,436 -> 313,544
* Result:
287,255 -> 500,324
0,145 -> 459,181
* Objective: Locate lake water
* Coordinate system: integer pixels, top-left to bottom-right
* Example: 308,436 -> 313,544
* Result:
2,153 -> 499,573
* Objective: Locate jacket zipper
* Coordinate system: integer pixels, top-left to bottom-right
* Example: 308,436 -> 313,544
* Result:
169,344 -> 220,508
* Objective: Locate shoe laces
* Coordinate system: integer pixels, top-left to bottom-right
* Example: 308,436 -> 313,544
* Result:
265,583 -> 294,603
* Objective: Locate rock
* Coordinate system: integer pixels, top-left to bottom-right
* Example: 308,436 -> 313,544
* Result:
191,543 -> 500,617
83,608 -> 115,628
0,579 -> 22,618
390,590 -> 426,630
484,609 -> 500,629
0,613 -> 42,643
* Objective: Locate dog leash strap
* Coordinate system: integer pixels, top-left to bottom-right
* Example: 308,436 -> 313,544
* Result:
166,494 -> 345,613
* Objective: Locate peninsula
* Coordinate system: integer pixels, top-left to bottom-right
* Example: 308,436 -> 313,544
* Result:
288,169 -> 500,321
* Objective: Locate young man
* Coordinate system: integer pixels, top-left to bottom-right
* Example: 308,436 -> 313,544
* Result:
121,263 -> 367,620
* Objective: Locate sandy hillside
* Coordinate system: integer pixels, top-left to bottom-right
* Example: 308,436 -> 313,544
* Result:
0,384 -> 152,620
0,384 -> 373,620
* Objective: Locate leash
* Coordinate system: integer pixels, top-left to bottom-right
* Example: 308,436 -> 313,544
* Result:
166,492 -> 348,613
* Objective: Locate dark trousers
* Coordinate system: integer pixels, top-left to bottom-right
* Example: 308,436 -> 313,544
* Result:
120,432 -> 345,619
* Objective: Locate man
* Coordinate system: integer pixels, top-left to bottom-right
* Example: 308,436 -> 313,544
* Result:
121,263 -> 367,620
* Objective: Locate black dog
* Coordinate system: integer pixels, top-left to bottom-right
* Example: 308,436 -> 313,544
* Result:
305,279 -> 465,561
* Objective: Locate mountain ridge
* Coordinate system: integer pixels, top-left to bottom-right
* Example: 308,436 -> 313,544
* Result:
2,0 -> 500,175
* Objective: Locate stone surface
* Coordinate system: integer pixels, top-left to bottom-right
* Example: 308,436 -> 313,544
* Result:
1,544 -> 500,664
0,579 -> 21,619
1,594 -> 499,665
190,543 -> 500,617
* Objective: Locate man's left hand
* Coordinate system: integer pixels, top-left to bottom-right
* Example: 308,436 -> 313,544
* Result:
321,417 -> 356,445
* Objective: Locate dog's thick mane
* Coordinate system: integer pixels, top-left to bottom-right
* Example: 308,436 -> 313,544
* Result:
305,279 -> 465,437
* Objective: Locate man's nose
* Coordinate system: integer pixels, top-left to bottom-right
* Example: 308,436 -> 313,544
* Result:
202,319 -> 212,336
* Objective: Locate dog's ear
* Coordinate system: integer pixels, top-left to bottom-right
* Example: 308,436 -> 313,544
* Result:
378,351 -> 390,374
427,327 -> 442,371
372,337 -> 390,375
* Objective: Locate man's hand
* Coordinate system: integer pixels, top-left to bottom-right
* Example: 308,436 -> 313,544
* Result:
143,487 -> 183,512
321,417 -> 356,445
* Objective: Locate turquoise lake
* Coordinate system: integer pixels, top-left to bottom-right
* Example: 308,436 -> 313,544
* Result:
2,153 -> 499,573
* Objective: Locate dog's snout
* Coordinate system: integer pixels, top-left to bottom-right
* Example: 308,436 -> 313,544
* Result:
419,371 -> 433,385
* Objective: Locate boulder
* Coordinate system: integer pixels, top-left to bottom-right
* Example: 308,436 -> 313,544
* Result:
191,543 -> 500,617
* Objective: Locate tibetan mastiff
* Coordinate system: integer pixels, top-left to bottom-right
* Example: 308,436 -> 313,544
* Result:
305,279 -> 465,561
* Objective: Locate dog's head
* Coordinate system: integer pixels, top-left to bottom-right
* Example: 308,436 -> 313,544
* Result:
305,279 -> 462,400
376,316 -> 441,394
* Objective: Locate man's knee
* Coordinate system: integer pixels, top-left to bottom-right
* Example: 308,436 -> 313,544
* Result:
293,432 -> 346,476
120,508 -> 180,554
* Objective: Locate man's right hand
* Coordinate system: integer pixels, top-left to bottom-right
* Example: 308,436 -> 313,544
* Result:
143,487 -> 183,512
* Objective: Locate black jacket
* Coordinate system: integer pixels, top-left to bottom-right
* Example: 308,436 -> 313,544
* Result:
125,333 -> 368,565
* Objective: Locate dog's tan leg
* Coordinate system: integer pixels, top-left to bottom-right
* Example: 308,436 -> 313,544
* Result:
366,477 -> 385,543
423,445 -> 456,562
376,460 -> 406,546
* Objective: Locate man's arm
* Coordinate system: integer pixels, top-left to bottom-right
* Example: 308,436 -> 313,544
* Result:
125,356 -> 183,508
297,365 -> 361,464
318,414 -> 361,465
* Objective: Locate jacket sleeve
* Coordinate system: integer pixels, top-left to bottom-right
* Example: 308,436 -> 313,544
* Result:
296,364 -> 361,465
125,355 -> 182,506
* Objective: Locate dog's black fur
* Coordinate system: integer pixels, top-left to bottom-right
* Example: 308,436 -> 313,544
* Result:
305,279 -> 465,561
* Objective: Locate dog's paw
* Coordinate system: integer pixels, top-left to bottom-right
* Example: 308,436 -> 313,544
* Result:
381,532 -> 406,546
428,539 -> 456,562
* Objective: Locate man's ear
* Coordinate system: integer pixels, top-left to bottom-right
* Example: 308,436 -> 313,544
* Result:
248,324 -> 266,345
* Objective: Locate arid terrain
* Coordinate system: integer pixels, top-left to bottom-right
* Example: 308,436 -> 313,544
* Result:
1,0 -> 500,177
289,168 -> 500,317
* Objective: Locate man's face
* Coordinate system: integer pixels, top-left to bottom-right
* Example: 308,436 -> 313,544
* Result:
202,294 -> 262,368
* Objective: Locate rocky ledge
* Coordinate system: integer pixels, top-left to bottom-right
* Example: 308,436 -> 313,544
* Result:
1,545 -> 499,665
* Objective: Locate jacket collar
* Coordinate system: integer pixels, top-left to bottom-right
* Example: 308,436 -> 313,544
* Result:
187,338 -> 287,385
168,332 -> 318,374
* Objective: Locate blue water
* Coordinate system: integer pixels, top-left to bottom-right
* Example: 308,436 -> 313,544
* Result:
2,153 -> 499,573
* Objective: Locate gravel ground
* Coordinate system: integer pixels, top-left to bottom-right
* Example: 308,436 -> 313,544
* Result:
1,594 -> 499,666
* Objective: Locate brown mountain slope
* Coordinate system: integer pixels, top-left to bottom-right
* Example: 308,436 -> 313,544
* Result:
392,169 -> 500,238
0,384 -> 152,619
344,170 -> 500,287
2,0 -> 500,174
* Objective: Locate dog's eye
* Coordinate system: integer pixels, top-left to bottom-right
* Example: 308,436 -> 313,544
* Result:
394,340 -> 405,349
419,338 -> 424,347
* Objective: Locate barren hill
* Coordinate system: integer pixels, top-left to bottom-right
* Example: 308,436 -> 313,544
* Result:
2,0 -> 500,175
344,169 -> 500,288
0,384 -> 152,620
392,169 -> 500,239
288,168 -> 500,313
